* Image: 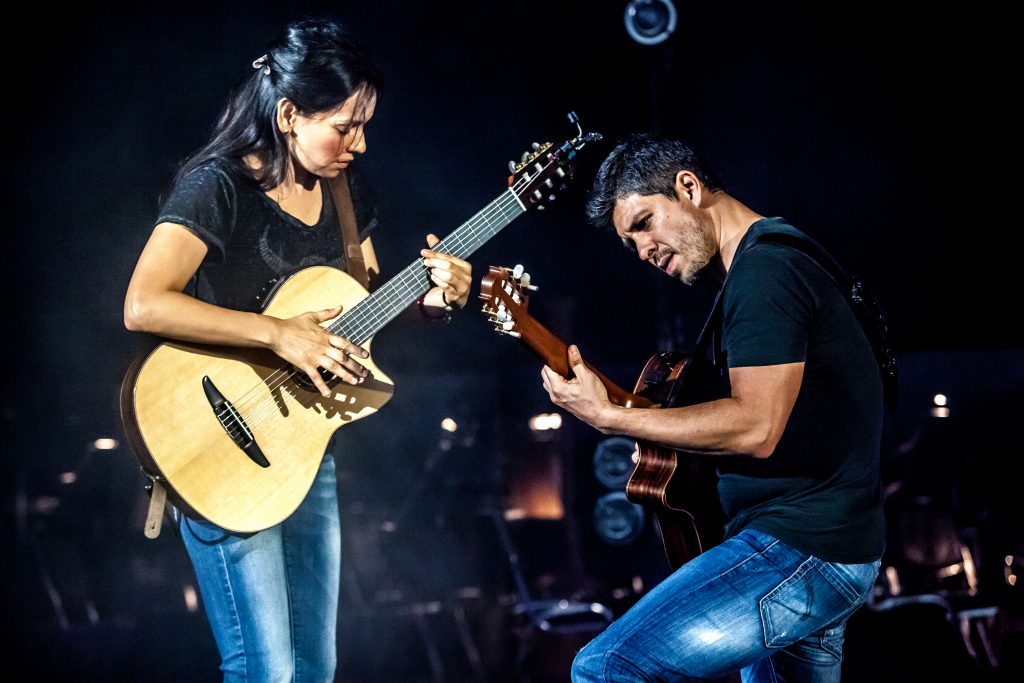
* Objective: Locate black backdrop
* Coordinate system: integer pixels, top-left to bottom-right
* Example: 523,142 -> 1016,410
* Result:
3,2 -> 1022,681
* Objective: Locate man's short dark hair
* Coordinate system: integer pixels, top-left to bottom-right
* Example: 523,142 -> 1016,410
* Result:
586,134 -> 723,230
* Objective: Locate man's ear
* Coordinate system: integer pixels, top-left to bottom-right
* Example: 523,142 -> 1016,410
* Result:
675,170 -> 702,207
275,98 -> 298,134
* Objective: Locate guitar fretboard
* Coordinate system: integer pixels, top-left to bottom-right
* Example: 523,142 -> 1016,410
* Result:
328,189 -> 525,344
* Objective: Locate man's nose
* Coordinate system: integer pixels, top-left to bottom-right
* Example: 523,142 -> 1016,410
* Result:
635,235 -> 657,261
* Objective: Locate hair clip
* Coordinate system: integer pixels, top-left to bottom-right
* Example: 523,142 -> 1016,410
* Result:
252,54 -> 271,75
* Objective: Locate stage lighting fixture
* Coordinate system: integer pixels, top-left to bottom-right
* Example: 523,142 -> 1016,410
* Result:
592,436 -> 638,490
593,491 -> 645,545
624,0 -> 677,46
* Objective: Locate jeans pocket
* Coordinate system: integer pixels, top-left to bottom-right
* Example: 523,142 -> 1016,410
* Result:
759,557 -> 881,649
759,557 -> 818,648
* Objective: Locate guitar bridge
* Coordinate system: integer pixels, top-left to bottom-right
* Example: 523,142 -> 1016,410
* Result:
202,376 -> 270,468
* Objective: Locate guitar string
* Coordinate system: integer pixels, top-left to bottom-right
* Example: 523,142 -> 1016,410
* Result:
235,191 -> 525,433
223,140 -> 567,426
225,184 -> 526,418
228,185 -> 524,419
236,190 -> 526,432
219,166 -> 541,438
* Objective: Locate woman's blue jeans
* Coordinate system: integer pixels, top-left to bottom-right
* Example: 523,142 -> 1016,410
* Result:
180,454 -> 341,682
572,528 -> 880,682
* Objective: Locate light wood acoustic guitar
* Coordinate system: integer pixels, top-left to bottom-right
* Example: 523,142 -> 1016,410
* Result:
480,265 -> 726,570
120,120 -> 602,533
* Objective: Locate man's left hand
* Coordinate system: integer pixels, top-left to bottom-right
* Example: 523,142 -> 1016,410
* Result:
541,345 -> 618,432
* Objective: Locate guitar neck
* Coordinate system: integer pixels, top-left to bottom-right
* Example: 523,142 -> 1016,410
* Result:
328,189 -> 525,344
513,313 -> 653,409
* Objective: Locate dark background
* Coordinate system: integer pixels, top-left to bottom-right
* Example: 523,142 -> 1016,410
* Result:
3,1 -> 1022,681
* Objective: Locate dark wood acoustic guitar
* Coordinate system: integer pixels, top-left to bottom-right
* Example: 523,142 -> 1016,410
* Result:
480,265 -> 725,570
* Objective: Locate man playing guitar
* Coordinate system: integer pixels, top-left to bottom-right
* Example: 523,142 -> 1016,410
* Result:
541,134 -> 886,683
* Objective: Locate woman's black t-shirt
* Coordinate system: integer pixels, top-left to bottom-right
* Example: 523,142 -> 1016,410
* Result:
154,159 -> 377,312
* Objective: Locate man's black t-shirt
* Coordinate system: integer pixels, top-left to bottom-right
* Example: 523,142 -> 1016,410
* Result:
154,159 -> 378,311
717,217 -> 885,564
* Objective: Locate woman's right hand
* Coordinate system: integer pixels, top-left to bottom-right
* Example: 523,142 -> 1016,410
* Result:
269,305 -> 370,396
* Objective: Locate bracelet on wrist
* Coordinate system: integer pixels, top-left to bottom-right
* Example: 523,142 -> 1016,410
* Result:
417,291 -> 453,324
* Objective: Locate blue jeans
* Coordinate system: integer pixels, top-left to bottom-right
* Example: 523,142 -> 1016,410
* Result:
572,529 -> 880,683
180,454 -> 341,682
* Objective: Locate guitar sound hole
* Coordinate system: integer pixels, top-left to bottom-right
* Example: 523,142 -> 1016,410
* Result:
291,367 -> 342,392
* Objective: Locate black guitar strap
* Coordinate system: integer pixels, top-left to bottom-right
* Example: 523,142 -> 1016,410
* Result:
690,229 -> 898,413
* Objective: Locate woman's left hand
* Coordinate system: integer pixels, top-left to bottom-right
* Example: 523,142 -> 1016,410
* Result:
420,233 -> 472,308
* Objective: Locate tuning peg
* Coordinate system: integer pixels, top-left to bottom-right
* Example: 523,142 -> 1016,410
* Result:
508,160 -> 517,172
517,142 -> 543,164
512,264 -> 525,279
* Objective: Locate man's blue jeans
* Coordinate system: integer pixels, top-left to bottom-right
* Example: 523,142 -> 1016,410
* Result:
572,528 -> 880,682
180,454 -> 341,682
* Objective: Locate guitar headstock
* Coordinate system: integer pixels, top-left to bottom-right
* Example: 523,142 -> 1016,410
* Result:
479,264 -> 538,338
509,112 -> 602,211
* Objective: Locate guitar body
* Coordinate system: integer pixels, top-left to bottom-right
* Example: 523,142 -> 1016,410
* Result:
120,266 -> 395,533
626,352 -> 727,570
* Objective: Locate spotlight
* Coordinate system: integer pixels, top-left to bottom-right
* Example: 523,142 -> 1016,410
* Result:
624,0 -> 677,46
593,491 -> 645,545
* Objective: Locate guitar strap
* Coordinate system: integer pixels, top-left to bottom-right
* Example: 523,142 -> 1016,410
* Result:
666,284 -> 727,408
144,480 -> 168,539
327,170 -> 371,289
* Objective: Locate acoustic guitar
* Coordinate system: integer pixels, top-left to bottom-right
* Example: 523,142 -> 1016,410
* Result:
120,119 -> 602,533
480,265 -> 725,570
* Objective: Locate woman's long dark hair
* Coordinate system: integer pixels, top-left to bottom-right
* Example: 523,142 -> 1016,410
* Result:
175,18 -> 381,191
